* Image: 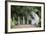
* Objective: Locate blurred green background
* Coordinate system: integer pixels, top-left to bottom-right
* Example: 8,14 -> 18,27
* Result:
11,5 -> 41,27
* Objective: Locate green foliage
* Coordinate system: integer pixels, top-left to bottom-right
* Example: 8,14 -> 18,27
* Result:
11,17 -> 17,26
11,5 -> 41,27
38,19 -> 41,27
11,6 -> 41,16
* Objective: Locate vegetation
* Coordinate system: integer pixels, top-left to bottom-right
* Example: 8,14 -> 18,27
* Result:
11,5 -> 41,27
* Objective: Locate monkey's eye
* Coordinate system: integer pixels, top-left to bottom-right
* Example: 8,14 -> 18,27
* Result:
31,15 -> 34,19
